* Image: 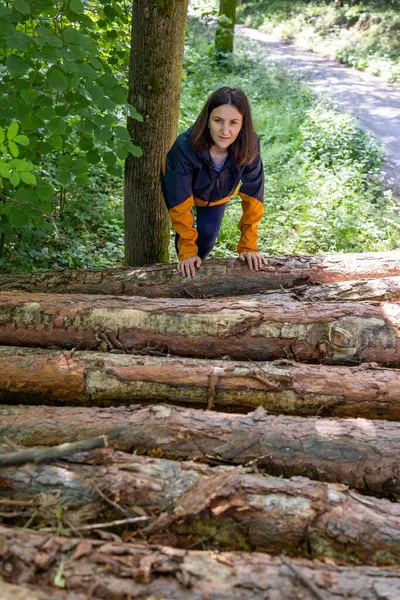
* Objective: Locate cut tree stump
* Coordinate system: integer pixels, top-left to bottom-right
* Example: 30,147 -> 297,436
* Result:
1,251 -> 400,297
1,404 -> 399,497
0,451 -> 399,563
1,528 -> 400,599
1,347 -> 400,419
3,292 -> 400,364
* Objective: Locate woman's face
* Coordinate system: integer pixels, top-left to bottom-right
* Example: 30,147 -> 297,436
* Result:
208,104 -> 243,150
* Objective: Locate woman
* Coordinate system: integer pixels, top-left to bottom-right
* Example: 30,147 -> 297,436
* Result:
161,86 -> 267,278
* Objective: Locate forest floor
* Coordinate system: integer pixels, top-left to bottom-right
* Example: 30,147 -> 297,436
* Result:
236,25 -> 400,199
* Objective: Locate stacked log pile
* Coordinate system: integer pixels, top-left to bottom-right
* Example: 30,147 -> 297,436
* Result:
0,251 -> 400,598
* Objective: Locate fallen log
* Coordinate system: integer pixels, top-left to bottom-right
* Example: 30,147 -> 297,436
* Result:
1,451 -> 399,563
1,347 -> 400,419
1,529 -> 400,600
0,436 -> 106,467
1,251 -> 400,298
3,292 -> 400,364
241,275 -> 400,303
1,404 -> 399,497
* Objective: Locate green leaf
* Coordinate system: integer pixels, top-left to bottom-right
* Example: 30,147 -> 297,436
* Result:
127,104 -> 143,122
11,159 -> 34,172
48,135 -> 63,150
86,149 -> 100,164
0,162 -> 10,177
129,144 -> 143,158
20,172 -> 36,185
55,169 -> 71,186
9,206 -> 30,227
37,182 -> 54,202
6,55 -> 32,76
48,118 -> 67,135
103,152 -> 116,167
7,122 -> 19,141
7,31 -> 31,50
47,69 -> 68,92
71,159 -> 89,174
0,128 -> 4,144
0,145 -> 7,155
9,171 -> 20,187
69,0 -> 84,14
16,187 -> 36,203
14,0 -> 30,14
114,126 -> 130,142
20,89 -> 38,104
14,135 -> 30,146
74,173 -> 89,185
9,141 -> 19,158
54,560 -> 65,589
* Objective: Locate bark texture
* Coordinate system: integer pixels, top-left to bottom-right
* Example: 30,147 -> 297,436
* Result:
242,275 -> 400,303
1,528 -> 400,600
1,404 -> 400,497
4,292 -> 400,365
2,252 -> 400,297
125,0 -> 188,265
0,452 -> 399,564
1,347 -> 400,419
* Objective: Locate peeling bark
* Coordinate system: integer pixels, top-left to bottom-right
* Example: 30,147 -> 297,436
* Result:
0,452 -> 399,564
2,252 -> 400,297
1,403 -> 400,497
0,347 -> 400,419
3,292 -> 400,364
1,528 -> 400,599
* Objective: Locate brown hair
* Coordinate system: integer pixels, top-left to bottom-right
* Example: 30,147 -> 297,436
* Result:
191,86 -> 258,166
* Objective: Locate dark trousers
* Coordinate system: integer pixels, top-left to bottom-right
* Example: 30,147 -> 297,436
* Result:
175,203 -> 227,259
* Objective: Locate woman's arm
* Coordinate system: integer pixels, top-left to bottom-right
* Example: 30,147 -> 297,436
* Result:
160,141 -> 198,261
237,139 -> 265,255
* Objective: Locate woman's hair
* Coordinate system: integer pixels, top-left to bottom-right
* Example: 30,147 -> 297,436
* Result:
191,86 -> 257,165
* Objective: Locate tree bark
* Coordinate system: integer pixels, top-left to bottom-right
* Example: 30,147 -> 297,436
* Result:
241,275 -> 400,303
0,452 -> 399,563
1,347 -> 400,419
124,0 -> 188,266
216,0 -> 237,54
1,403 -> 400,497
2,252 -> 400,297
1,528 -> 400,600
4,292 -> 400,365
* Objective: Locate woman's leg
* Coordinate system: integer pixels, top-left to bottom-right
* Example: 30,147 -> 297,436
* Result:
196,203 -> 227,259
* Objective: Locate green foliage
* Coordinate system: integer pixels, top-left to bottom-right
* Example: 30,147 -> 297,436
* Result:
0,0 -> 141,265
236,0 -> 400,82
180,17 -> 399,258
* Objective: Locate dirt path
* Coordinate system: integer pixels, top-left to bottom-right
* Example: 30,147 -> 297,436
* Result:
236,25 -> 400,198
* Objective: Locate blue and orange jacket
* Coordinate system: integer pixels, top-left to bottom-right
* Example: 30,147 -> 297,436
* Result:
160,127 -> 264,260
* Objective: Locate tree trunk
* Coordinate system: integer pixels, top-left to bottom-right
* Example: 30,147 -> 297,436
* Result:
124,0 -> 188,266
2,403 -> 400,497
1,347 -> 400,419
3,292 -> 400,365
216,0 -> 237,54
1,528 -> 400,599
0,452 -> 399,563
241,275 -> 400,303
3,253 -> 400,297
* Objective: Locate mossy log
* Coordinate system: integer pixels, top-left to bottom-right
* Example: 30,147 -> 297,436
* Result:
1,347 -> 400,419
1,528 -> 400,599
1,451 -> 400,564
3,292 -> 400,364
1,403 -> 400,497
1,252 -> 400,298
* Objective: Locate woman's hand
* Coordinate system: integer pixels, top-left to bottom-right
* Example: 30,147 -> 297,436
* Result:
239,251 -> 268,271
177,255 -> 202,278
